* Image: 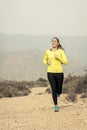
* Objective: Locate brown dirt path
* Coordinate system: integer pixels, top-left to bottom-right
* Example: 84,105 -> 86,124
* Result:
0,87 -> 87,130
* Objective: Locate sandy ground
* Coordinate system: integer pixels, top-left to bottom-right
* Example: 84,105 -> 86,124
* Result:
0,87 -> 87,130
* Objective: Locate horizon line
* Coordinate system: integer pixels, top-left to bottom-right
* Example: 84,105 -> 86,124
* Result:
0,32 -> 87,37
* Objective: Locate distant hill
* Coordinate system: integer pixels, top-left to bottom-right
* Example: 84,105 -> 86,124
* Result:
0,33 -> 87,81
0,49 -> 85,81
0,49 -> 46,81
0,33 -> 87,64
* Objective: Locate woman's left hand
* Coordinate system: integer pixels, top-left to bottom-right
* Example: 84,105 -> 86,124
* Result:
54,53 -> 58,59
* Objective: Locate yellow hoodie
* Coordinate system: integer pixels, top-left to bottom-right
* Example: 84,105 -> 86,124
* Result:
43,48 -> 68,73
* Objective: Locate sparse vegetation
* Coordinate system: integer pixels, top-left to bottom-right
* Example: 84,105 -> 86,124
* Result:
80,93 -> 87,99
45,87 -> 52,94
0,74 -> 87,101
0,81 -> 31,98
64,73 -> 87,102
0,78 -> 48,98
45,73 -> 87,102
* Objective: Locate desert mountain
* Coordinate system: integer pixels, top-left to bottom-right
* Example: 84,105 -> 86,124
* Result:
0,49 -> 85,81
0,33 -> 86,81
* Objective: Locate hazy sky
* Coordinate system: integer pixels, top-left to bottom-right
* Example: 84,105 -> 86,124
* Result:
0,0 -> 87,36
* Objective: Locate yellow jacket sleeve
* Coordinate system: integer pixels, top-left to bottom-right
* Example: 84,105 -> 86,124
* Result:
57,50 -> 68,65
43,51 -> 48,65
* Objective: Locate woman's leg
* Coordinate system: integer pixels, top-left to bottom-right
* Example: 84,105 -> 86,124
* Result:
47,72 -> 58,105
55,73 -> 64,95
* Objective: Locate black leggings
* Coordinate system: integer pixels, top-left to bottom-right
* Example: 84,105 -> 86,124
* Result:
47,72 -> 64,105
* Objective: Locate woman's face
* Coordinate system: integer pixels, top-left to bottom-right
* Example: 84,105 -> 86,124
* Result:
51,38 -> 59,48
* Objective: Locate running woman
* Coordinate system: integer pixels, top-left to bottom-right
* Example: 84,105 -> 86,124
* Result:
43,37 -> 68,112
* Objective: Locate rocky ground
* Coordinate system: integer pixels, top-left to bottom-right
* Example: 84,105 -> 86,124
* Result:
0,87 -> 87,130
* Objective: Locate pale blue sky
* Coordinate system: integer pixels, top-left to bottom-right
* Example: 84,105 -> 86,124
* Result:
0,0 -> 87,36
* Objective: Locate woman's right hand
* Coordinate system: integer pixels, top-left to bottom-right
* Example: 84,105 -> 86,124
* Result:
47,60 -> 51,65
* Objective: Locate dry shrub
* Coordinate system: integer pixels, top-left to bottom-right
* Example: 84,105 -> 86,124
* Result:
80,92 -> 87,99
63,73 -> 87,102
45,87 -> 52,94
0,81 -> 31,98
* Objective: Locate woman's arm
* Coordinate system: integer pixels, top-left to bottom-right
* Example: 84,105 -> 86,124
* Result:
43,51 -> 48,65
55,50 -> 68,65
59,50 -> 68,65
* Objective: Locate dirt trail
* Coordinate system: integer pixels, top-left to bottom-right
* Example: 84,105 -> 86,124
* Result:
0,87 -> 87,130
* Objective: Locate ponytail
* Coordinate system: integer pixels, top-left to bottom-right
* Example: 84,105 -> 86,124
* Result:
57,43 -> 64,50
